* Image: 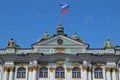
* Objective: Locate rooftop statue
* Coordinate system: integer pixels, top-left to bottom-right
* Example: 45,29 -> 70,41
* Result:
42,32 -> 50,39
104,39 -> 114,48
7,38 -> 19,48
72,32 -> 82,41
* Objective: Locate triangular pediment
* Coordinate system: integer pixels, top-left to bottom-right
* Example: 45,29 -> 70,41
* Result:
32,35 -> 89,48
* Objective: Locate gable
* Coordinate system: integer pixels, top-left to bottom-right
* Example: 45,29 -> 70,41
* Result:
32,35 -> 88,48
44,38 -> 77,46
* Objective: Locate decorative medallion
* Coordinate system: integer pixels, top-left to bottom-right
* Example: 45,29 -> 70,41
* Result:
55,47 -> 64,52
95,63 -> 103,67
40,62 -> 48,67
72,62 -> 80,67
18,63 -> 26,67
56,61 -> 64,66
57,39 -> 63,45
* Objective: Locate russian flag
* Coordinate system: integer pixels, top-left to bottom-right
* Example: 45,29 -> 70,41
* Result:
60,4 -> 69,15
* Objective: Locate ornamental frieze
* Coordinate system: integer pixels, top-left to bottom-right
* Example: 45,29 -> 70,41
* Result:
72,62 -> 80,67
56,61 -> 64,66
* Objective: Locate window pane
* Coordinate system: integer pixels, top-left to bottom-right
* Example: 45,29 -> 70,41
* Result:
17,67 -> 26,78
72,67 -> 81,78
39,67 -> 48,78
94,68 -> 103,78
55,67 -> 65,78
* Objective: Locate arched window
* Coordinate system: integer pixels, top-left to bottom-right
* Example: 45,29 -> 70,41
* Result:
55,67 -> 65,78
17,67 -> 26,78
72,67 -> 81,78
94,67 -> 103,78
39,67 -> 48,78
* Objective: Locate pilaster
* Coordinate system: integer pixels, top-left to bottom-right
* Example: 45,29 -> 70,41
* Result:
111,67 -> 117,80
28,67 -> 33,80
106,67 -> 111,80
66,67 -> 71,80
82,65 -> 88,80
32,66 -> 38,80
49,67 -> 55,80
9,67 -> 14,80
3,67 -> 8,80
88,67 -> 92,80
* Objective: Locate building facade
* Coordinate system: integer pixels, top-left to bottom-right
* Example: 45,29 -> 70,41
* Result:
0,24 -> 120,80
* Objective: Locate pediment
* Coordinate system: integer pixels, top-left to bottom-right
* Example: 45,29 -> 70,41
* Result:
32,35 -> 89,48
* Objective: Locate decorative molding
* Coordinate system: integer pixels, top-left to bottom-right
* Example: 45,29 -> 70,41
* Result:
9,67 -> 14,72
32,66 -> 38,71
82,66 -> 88,71
87,67 -> 92,72
17,63 -> 26,67
4,67 -> 8,72
111,67 -> 117,72
95,63 -> 103,67
28,67 -> 33,72
55,47 -> 64,52
49,67 -> 55,72
66,68 -> 71,72
105,67 -> 111,72
4,67 -> 14,72
72,62 -> 80,67
40,62 -> 48,67
56,61 -> 64,66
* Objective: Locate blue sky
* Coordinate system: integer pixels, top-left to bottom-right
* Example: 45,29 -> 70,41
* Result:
0,0 -> 120,48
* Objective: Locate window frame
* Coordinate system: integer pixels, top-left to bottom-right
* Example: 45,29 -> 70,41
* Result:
39,67 -> 48,78
72,67 -> 81,78
94,67 -> 103,78
55,66 -> 65,79
16,67 -> 26,78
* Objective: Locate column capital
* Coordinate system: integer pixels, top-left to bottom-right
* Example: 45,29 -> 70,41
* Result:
4,67 -> 8,72
87,67 -> 92,72
82,65 -> 88,71
66,68 -> 71,72
106,67 -> 111,72
9,67 -> 14,72
28,67 -> 33,72
49,67 -> 55,72
32,66 -> 38,71
111,67 -> 117,72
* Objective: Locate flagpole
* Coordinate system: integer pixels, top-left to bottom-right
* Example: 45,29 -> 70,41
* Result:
60,4 -> 63,25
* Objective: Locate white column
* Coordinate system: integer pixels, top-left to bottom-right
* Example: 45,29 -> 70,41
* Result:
28,67 -> 32,80
49,67 -> 55,80
106,67 -> 111,80
66,68 -> 71,80
83,66 -> 88,80
88,67 -> 92,80
32,66 -> 37,80
3,67 -> 8,80
112,67 -> 117,80
119,69 -> 120,80
9,67 -> 14,80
